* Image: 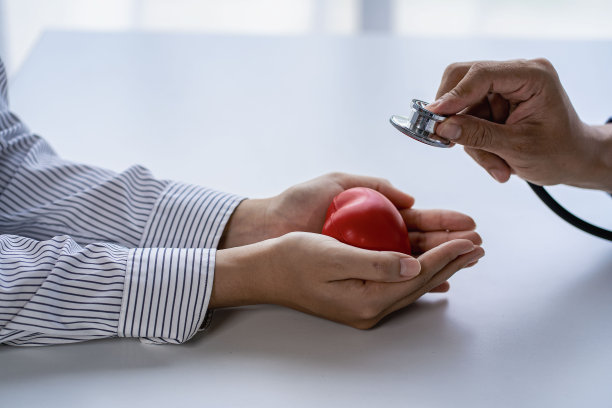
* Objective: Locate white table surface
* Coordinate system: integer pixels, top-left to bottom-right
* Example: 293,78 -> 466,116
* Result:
1,31 -> 611,408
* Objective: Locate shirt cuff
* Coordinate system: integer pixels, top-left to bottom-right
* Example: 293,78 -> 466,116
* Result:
118,247 -> 215,343
123,182 -> 244,343
139,181 -> 245,249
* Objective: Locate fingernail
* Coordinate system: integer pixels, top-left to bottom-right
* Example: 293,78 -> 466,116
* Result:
458,243 -> 476,255
426,99 -> 442,110
437,122 -> 461,140
466,248 -> 485,263
400,258 -> 421,278
489,169 -> 506,183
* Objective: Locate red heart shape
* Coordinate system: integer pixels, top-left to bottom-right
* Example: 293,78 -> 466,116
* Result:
322,187 -> 411,254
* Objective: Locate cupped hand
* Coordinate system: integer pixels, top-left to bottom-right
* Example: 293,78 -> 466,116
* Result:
427,58 -> 611,190
219,172 -> 415,248
212,232 -> 484,329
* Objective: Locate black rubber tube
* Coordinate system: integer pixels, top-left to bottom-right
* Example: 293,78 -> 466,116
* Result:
527,182 -> 612,241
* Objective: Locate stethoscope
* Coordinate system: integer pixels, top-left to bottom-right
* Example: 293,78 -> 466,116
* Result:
390,99 -> 612,241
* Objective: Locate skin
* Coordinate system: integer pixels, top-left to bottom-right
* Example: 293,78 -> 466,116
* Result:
211,172 -> 484,329
427,58 -> 612,192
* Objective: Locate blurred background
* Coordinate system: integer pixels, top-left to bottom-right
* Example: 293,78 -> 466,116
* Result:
1,0 -> 611,78
0,0 -> 610,227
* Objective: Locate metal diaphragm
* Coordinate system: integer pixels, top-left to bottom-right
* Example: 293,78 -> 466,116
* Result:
390,99 -> 451,148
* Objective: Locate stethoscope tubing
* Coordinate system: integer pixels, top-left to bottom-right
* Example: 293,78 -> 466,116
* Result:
527,182 -> 612,241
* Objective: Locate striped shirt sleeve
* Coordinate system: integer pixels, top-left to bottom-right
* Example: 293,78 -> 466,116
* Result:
0,58 -> 244,346
0,235 -> 222,346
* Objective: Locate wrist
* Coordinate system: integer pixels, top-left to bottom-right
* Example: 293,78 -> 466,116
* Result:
210,238 -> 277,308
218,198 -> 272,249
580,123 -> 612,192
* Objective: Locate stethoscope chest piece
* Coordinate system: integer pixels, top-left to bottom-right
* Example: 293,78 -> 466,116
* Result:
390,99 -> 451,148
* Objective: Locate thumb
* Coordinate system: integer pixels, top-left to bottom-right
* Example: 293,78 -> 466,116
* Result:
435,114 -> 510,152
335,244 -> 421,283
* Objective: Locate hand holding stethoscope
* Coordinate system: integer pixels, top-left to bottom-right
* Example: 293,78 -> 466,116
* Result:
391,58 -> 612,240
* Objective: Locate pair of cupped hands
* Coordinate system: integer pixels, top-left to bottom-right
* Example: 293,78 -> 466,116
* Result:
212,172 -> 484,329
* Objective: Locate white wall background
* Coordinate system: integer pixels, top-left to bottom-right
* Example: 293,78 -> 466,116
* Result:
1,0 -> 611,77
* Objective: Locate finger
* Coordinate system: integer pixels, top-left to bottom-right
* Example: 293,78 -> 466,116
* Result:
334,173 -> 415,209
434,62 -> 473,100
463,99 -> 493,119
382,246 -> 485,317
464,146 -> 512,183
329,242 -> 421,283
435,113 -> 512,152
409,230 -> 482,254
427,59 -> 544,116
401,208 -> 476,232
416,239 -> 478,282
371,239 -> 476,307
462,93 -> 510,123
488,92 -> 511,123
428,281 -> 450,293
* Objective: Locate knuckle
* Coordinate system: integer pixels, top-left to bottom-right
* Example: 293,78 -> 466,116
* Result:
412,232 -> 427,254
443,62 -> 465,78
465,120 -> 493,149
511,58 -> 533,75
468,61 -> 500,85
370,262 -> 390,280
529,58 -> 559,82
513,58 -> 530,67
469,61 -> 490,75
470,61 -> 485,71
371,254 -> 397,278
439,62 -> 471,98
447,83 -> 467,99
531,57 -> 553,71
444,62 -> 460,74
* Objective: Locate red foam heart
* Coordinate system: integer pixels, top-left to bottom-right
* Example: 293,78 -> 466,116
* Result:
322,187 -> 411,254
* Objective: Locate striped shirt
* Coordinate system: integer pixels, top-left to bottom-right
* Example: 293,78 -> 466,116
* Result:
0,58 -> 243,346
